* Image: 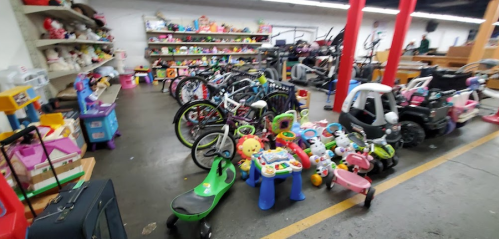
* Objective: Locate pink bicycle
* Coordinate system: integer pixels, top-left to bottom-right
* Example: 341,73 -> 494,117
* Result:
324,143 -> 375,208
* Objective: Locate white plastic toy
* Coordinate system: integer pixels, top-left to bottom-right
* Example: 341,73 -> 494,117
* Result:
309,137 -> 335,177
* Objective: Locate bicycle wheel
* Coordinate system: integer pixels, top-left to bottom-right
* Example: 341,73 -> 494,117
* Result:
191,129 -> 236,170
169,76 -> 185,97
265,91 -> 294,114
174,101 -> 226,148
175,76 -> 211,106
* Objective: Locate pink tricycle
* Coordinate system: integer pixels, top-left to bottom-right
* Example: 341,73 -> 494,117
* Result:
324,143 -> 375,208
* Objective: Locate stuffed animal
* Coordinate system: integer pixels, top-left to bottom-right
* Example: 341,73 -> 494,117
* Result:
83,45 -> 100,63
45,48 -> 70,72
86,28 -> 101,41
57,46 -> 75,70
74,23 -> 88,40
43,18 -> 66,39
78,46 -> 93,66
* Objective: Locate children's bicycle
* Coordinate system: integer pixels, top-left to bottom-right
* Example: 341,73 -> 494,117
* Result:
173,71 -> 295,147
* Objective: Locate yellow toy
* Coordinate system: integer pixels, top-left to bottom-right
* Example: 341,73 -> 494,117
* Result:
236,135 -> 264,179
0,86 -> 40,130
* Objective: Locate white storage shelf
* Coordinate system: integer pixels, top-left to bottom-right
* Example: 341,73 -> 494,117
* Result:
24,6 -> 110,30
146,30 -> 271,36
36,39 -> 114,47
47,57 -> 115,79
148,42 -> 267,45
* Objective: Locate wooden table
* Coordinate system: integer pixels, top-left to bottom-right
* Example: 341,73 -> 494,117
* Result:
23,157 -> 96,220
412,56 -> 468,68
372,69 -> 420,84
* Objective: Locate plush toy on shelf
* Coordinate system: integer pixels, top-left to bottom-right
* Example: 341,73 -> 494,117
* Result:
82,45 -> 100,63
45,48 -> 70,72
43,17 -> 66,39
86,28 -> 101,41
77,46 -> 92,67
74,23 -> 88,40
57,46 -> 75,71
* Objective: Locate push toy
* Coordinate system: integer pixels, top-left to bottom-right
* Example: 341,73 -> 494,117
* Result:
167,125 -> 236,239
324,134 -> 376,208
308,136 -> 336,186
246,147 -> 305,210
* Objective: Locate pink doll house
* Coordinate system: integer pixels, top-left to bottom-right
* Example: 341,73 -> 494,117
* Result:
8,137 -> 82,192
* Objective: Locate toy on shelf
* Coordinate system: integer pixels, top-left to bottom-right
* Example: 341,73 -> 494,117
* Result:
134,66 -> 153,84
246,147 -> 305,210
0,86 -> 41,130
74,74 -> 120,151
43,17 -> 66,39
236,134 -> 264,180
324,131 -> 376,208
45,48 -> 71,72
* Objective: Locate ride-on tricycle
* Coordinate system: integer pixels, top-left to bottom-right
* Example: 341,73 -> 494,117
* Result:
324,132 -> 376,208
166,125 -> 236,239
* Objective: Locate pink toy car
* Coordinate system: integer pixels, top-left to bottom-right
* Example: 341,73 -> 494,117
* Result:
324,144 -> 375,208
399,76 -> 432,106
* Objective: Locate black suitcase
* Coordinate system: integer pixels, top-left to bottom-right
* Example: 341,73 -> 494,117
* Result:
0,126 -> 127,239
28,180 -> 128,239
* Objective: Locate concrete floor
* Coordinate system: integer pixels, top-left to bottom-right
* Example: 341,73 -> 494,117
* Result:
87,84 -> 499,239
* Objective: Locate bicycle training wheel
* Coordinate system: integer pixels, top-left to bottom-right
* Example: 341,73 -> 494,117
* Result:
191,129 -> 236,170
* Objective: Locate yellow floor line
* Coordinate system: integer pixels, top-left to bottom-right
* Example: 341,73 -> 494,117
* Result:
262,130 -> 499,239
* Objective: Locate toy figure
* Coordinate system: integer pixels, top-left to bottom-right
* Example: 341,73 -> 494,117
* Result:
212,46 -> 218,54
206,36 -> 212,42
178,25 -> 185,31
186,25 -> 193,31
167,34 -> 173,42
161,47 -> 169,54
201,56 -> 208,65
235,37 -> 242,42
309,137 -> 335,177
334,130 -> 356,158
209,22 -> 218,33
236,135 -> 264,180
188,46 -> 194,54
233,47 -> 239,52
210,56 -> 218,65
186,36 -> 192,42
43,17 -> 66,39
251,37 -> 256,43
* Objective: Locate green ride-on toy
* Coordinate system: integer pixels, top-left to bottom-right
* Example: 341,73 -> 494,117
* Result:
167,125 -> 236,239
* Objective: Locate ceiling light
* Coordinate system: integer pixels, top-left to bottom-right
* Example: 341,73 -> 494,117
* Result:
262,0 -> 497,25
363,7 -> 399,15
410,12 -> 485,24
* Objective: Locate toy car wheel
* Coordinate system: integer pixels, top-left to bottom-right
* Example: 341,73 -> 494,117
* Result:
400,121 -> 425,148
325,174 -> 335,189
369,159 -> 384,174
389,155 -> 399,168
200,220 -> 212,239
311,174 -> 323,187
166,214 -> 179,229
364,187 -> 375,208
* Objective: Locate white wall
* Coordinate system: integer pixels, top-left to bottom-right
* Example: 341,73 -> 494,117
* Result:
0,0 -> 33,69
89,0 -> 477,67
0,0 -> 34,133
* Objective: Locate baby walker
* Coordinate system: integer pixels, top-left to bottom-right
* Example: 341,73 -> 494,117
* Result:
324,131 -> 376,208
167,125 -> 236,239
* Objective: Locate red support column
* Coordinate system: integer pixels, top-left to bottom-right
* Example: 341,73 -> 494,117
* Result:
381,0 -> 417,87
333,0 -> 366,112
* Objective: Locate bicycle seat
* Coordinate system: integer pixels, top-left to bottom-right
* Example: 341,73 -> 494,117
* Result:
198,71 -> 214,77
250,100 -> 267,109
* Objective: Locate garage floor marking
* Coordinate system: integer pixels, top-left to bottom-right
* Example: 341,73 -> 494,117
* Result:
262,130 -> 499,239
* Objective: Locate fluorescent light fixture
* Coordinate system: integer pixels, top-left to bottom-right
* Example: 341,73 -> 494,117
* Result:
262,0 -> 498,25
362,7 -> 399,15
410,12 -> 485,24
